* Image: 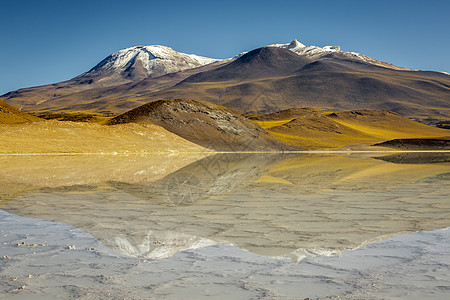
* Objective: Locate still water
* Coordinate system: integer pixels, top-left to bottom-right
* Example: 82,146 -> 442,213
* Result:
0,153 -> 449,299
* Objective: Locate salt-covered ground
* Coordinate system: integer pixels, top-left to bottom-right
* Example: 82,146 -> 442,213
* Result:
1,210 -> 449,300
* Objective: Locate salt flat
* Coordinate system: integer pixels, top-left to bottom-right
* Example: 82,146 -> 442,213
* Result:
1,210 -> 449,299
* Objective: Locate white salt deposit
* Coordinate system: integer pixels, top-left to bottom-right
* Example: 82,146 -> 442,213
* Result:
1,210 -> 449,299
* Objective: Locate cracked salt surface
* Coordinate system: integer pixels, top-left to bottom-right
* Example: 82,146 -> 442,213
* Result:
1,211 -> 449,299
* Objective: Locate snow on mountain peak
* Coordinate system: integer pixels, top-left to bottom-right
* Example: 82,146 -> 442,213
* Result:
287,39 -> 305,49
88,45 -> 220,80
232,39 -> 339,61
268,39 -> 341,58
268,39 -> 410,70
84,40 -> 412,83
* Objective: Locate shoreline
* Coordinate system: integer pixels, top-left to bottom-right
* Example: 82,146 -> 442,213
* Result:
1,149 -> 450,156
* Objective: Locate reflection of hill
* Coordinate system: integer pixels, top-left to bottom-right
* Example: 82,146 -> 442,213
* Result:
0,154 -> 210,205
1,154 -> 449,261
255,154 -> 449,192
109,153 -> 289,205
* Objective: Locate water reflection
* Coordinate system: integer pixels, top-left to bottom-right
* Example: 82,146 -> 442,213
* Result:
375,152 -> 450,164
1,153 -> 449,261
108,154 -> 288,205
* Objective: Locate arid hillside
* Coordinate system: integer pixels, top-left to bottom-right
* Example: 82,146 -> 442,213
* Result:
107,99 -> 288,151
0,100 -> 42,123
248,108 -> 449,149
0,120 -> 208,154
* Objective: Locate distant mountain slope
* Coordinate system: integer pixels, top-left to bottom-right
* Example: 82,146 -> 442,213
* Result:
0,100 -> 42,123
183,47 -> 312,82
269,39 -> 412,71
107,99 -> 289,151
1,40 -> 449,126
142,48 -> 450,124
6,60 -> 229,115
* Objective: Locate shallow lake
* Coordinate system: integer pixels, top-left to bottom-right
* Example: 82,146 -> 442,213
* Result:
1,152 -> 449,299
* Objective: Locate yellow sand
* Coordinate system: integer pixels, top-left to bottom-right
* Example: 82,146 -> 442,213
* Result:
0,120 -> 208,154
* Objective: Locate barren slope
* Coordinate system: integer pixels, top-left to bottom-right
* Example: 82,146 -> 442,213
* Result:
0,120 -> 208,154
374,137 -> 450,150
1,61 -> 228,115
107,99 -> 289,151
0,100 -> 42,123
250,108 -> 449,149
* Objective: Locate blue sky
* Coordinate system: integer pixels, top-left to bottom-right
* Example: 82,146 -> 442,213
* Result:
1,0 -> 449,95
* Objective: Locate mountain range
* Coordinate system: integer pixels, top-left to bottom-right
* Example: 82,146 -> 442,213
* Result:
2,39 -> 449,126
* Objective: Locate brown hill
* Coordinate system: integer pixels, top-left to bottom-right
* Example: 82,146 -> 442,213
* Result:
0,100 -> 42,123
107,99 -> 289,151
374,152 -> 450,163
373,137 -> 450,150
250,108 -> 449,149
183,47 -> 312,82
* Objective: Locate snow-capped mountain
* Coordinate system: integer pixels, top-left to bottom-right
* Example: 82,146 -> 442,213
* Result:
269,39 -> 340,57
86,40 -> 408,84
80,45 -> 221,83
4,38 -> 445,122
269,39 -> 411,70
77,40 -> 410,86
74,39 -> 414,87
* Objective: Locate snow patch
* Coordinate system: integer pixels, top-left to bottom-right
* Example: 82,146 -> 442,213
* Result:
112,230 -> 217,259
89,45 -> 221,78
268,39 -> 341,58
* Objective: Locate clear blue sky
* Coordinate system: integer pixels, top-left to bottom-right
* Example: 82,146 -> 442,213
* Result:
1,0 -> 449,95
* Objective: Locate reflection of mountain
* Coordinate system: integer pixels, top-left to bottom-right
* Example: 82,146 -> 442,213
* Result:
109,153 -> 289,205
1,154 -> 449,261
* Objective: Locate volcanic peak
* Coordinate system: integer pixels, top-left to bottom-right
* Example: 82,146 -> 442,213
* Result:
86,45 -> 220,80
269,39 -> 341,57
